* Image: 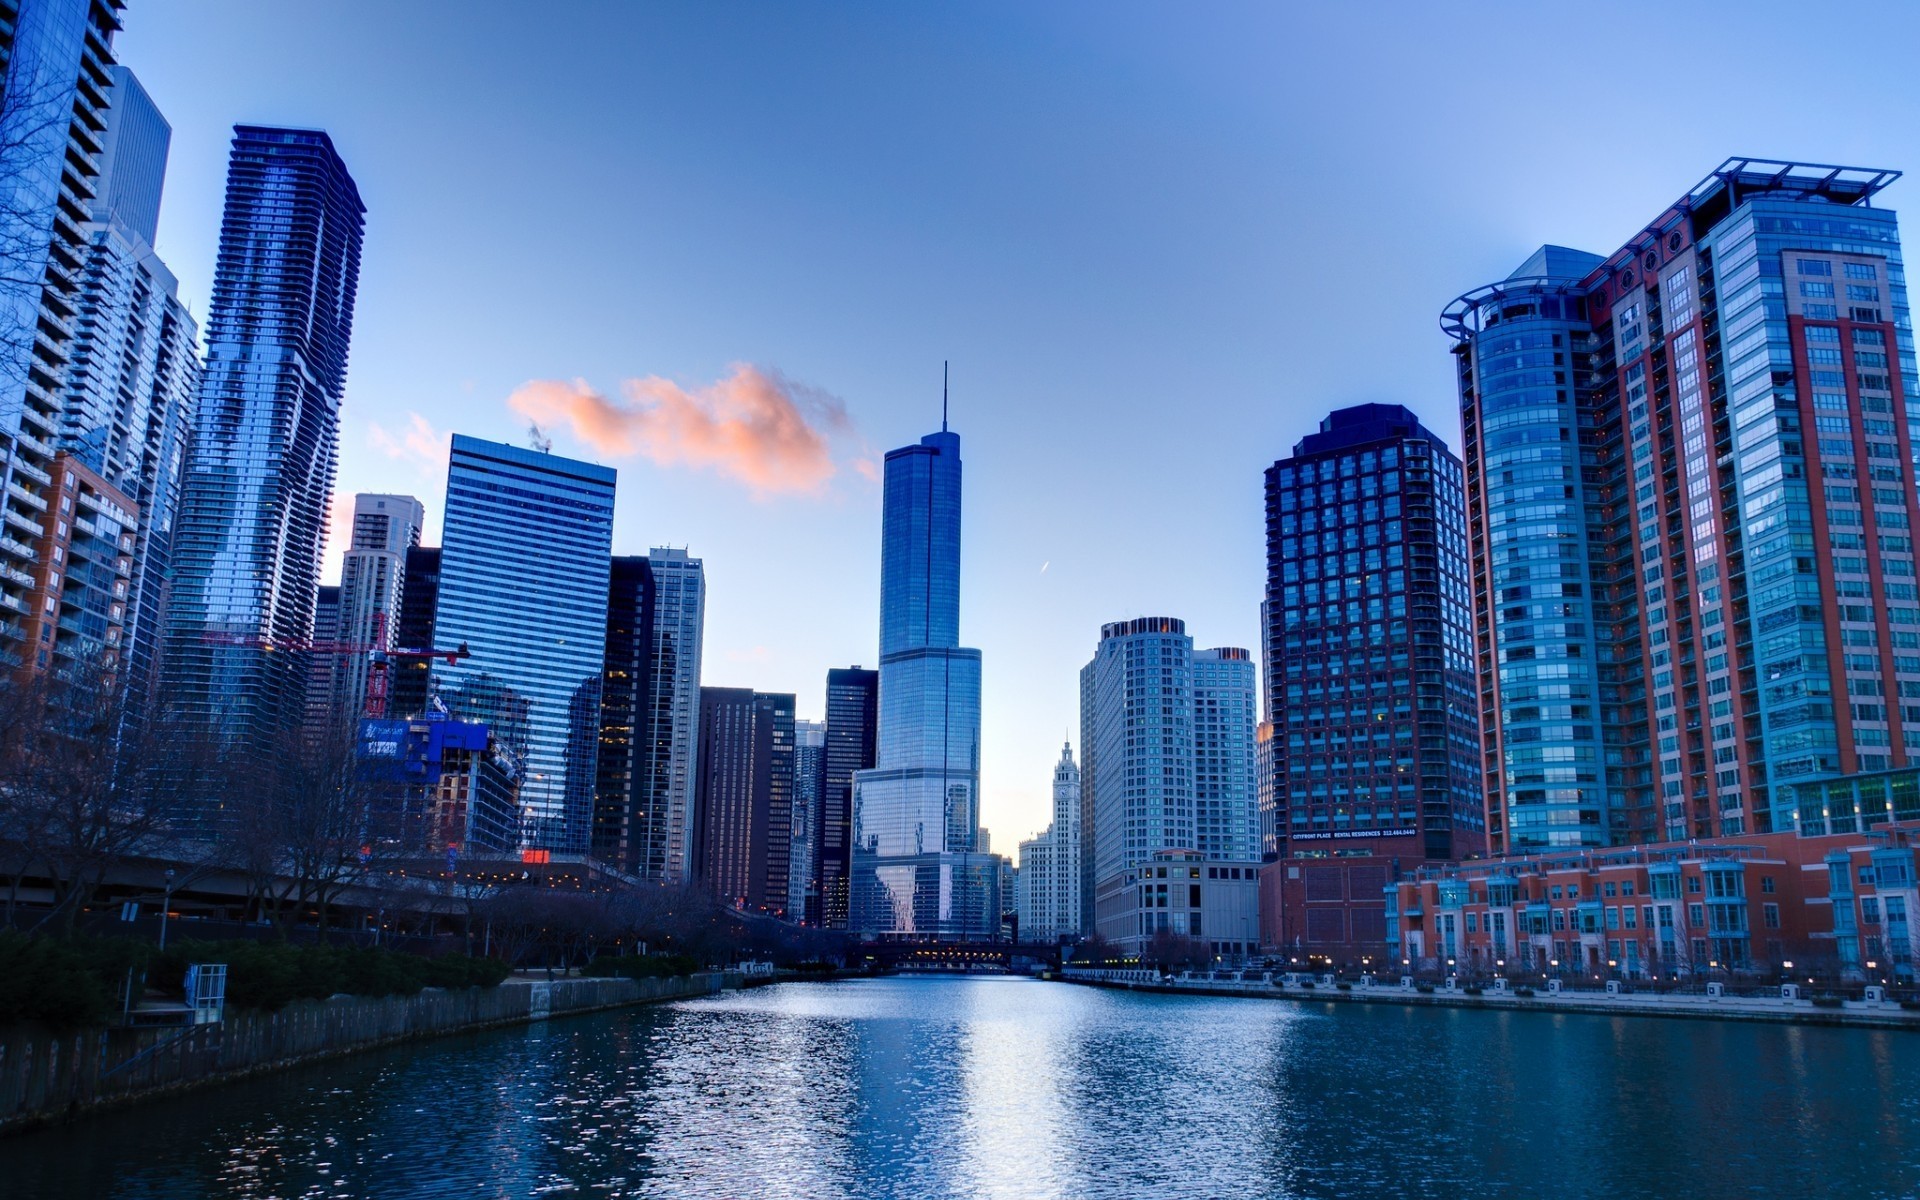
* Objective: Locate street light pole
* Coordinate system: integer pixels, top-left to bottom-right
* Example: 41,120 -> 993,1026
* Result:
158,868 -> 176,950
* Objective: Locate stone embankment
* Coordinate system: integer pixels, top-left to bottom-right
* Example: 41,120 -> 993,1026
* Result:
1058,967 -> 1920,1029
0,971 -> 737,1135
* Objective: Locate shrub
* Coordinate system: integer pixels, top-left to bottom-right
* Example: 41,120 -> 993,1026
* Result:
1514,986 -> 1536,997
1336,982 -> 1353,991
1463,985 -> 1484,996
0,931 -> 126,1030
1298,980 -> 1316,990
153,940 -> 511,1012
582,953 -> 700,981
1415,983 -> 1435,994
1811,995 -> 1845,1010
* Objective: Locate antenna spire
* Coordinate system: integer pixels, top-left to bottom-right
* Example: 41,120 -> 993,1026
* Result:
942,360 -> 948,433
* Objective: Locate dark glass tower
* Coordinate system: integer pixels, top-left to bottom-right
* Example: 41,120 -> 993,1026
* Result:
162,126 -> 364,743
850,423 -> 995,938
594,555 -> 656,871
1264,405 -> 1483,866
818,665 -> 878,928
694,687 -> 796,916
389,545 -> 441,718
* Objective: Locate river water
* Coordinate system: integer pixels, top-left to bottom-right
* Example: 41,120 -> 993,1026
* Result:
4,976 -> 1918,1199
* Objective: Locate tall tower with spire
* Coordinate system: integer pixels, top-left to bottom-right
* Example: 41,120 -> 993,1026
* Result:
849,376 -> 999,937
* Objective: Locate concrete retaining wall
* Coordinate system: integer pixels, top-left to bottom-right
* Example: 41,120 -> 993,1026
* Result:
0,971 -> 734,1135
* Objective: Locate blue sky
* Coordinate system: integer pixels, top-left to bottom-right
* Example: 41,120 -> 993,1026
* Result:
117,1 -> 1920,850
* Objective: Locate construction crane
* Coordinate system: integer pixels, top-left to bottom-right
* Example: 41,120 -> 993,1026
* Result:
363,641 -> 470,718
201,623 -> 470,718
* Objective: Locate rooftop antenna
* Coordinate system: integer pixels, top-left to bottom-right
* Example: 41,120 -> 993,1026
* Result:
942,360 -> 948,433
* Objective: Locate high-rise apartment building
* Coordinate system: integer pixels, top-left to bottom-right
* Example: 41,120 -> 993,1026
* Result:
1258,404 -> 1482,961
431,435 -> 614,854
315,493 -> 423,727
1084,617 -> 1193,947
850,424 -> 998,938
14,453 -> 136,688
58,66 -> 199,708
1016,741 -> 1082,942
0,0 -> 129,685
389,544 -> 441,719
694,686 -> 795,916
819,665 -> 877,928
162,126 -> 364,743
1082,618 -> 1265,952
791,718 -> 825,921
1193,647 -> 1259,862
1262,405 -> 1482,863
303,583 -> 340,736
1443,160 -> 1920,848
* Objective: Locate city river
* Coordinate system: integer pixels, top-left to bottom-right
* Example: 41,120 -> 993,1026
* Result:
4,975 -> 1919,1199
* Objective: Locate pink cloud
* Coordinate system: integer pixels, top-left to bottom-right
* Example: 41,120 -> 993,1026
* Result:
507,365 -> 855,496
367,412 -> 451,474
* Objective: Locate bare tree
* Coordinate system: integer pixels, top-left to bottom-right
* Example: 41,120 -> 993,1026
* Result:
0,670 -> 217,934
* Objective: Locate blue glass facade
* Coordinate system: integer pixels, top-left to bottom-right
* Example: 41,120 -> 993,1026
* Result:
851,428 -> 996,937
162,127 -> 364,743
0,0 -> 122,679
1447,160 -> 1920,850
431,435 -> 615,855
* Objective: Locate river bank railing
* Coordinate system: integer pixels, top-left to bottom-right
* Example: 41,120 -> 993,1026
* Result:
0,971 -> 737,1135
1058,966 -> 1920,1027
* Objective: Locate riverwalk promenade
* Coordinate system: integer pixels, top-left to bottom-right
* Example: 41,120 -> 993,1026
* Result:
1059,966 -> 1920,1029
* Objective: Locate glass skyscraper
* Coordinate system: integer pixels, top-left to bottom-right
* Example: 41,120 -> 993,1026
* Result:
818,665 -> 877,928
431,435 -> 615,855
162,126 -> 364,743
1445,159 -> 1920,847
850,426 -> 997,938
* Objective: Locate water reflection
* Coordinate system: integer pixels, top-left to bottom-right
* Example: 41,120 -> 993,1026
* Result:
3,977 -> 1918,1199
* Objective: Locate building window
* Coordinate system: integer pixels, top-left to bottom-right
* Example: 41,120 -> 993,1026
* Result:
1799,259 -> 1833,276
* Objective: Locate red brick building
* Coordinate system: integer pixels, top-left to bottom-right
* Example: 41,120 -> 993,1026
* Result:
1368,825 -> 1920,982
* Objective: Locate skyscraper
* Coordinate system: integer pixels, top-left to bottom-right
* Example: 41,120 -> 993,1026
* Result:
819,665 -> 877,928
639,547 -> 704,882
1259,405 -> 1483,961
389,545 -> 441,719
594,555 -> 656,872
431,435 -> 615,854
58,66 -> 199,709
1084,617 -> 1194,946
850,422 -> 997,938
1192,647 -> 1259,862
1262,405 -> 1482,863
304,584 -> 341,737
162,126 -> 364,743
0,0 -> 129,685
791,718 -> 826,921
1016,741 -> 1082,942
318,493 -> 423,725
1443,159 -> 1920,847
694,686 -> 795,916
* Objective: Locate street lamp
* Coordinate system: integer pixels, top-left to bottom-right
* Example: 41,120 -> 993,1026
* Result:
158,868 -> 175,950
